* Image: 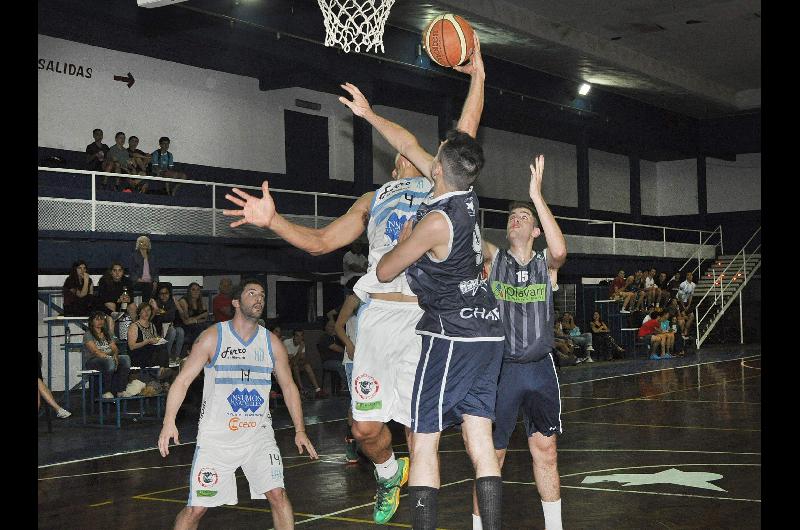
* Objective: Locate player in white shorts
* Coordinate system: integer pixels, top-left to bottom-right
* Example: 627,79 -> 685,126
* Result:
158,279 -> 317,530
223,33 -> 485,524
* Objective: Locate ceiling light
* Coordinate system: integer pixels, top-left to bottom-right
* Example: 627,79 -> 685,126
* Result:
578,83 -> 591,96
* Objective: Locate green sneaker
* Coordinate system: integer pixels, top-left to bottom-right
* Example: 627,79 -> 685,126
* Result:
373,456 -> 409,524
345,439 -> 359,463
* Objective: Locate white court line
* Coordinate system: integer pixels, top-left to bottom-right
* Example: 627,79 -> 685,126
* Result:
37,416 -> 349,469
639,398 -> 761,405
560,354 -> 761,387
293,478 -> 473,527
37,454 -> 347,481
40,355 -> 760,469
503,481 -> 760,503
741,359 -> 761,370
437,449 -> 760,456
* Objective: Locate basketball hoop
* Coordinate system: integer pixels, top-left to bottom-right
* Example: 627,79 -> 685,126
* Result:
317,0 -> 396,54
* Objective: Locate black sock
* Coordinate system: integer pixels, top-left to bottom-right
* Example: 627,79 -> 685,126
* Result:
408,486 -> 438,530
475,476 -> 502,530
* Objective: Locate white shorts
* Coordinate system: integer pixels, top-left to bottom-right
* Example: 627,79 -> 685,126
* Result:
187,429 -> 284,507
351,298 -> 423,427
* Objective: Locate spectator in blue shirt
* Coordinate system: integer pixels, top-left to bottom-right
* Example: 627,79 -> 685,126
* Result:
151,137 -> 188,196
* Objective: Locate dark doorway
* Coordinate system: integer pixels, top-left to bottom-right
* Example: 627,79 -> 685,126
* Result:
285,110 -> 329,184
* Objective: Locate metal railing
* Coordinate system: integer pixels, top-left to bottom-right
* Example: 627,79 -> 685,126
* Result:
677,225 -> 724,278
693,226 -> 761,348
39,166 -> 717,254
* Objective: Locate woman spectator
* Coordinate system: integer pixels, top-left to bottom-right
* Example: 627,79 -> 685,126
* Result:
127,303 -> 169,372
557,312 -> 595,363
150,283 -> 185,361
589,311 -> 625,361
83,310 -> 133,398
176,282 -> 210,351
129,236 -> 159,307
62,260 -> 105,317
38,351 -> 72,418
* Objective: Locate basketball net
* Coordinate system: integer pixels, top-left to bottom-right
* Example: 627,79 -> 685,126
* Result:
317,0 -> 395,53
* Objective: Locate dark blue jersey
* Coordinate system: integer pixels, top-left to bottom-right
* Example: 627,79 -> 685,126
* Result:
405,188 -> 504,341
489,248 -> 555,363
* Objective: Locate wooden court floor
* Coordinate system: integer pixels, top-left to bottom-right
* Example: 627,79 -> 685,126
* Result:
38,354 -> 761,529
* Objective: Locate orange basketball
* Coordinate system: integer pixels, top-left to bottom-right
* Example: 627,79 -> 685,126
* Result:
423,14 -> 475,68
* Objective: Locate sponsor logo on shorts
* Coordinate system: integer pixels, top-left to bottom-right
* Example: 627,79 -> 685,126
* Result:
228,417 -> 257,431
227,388 -> 264,413
354,374 -> 380,400
355,401 -> 383,411
195,490 -> 217,497
459,307 -> 501,320
492,281 -> 547,303
197,467 -> 218,488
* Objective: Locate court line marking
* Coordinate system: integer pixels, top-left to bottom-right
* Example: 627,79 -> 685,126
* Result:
436,449 -> 760,456
559,354 -> 761,387
637,398 -> 760,405
564,374 -> 761,415
39,455 -> 342,481
36,417 -> 348,469
46,448 -> 761,482
564,420 -> 759,432
293,478 -> 473,527
741,360 -> 761,370
503,481 -> 760,503
39,355 -> 760,469
88,500 -> 113,507
392,371 -> 761,449
133,496 -> 417,528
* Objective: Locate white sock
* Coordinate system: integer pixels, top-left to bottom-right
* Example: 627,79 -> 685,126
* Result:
374,453 -> 398,480
542,499 -> 563,530
472,513 -> 483,530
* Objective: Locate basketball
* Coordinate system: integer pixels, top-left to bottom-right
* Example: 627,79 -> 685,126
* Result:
423,14 -> 475,68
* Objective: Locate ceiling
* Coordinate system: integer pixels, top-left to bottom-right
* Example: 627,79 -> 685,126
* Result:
384,0 -> 760,118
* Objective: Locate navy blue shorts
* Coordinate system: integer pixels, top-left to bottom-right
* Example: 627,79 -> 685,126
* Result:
493,353 -> 562,449
410,335 -> 503,433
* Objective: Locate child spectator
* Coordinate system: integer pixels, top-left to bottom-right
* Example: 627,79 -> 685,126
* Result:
151,137 -> 188,196
85,128 -> 109,172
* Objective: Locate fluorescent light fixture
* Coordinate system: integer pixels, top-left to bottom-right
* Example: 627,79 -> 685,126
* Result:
578,83 -> 591,96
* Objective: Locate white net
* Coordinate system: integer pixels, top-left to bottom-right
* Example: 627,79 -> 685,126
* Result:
317,0 -> 395,53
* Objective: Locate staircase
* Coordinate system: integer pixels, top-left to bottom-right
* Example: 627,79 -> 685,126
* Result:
691,227 -> 761,348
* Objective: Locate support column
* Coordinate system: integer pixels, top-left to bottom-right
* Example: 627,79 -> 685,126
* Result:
630,154 -> 641,223
697,155 -> 707,229
352,82 -> 374,193
438,96 -> 455,140
576,127 -> 590,223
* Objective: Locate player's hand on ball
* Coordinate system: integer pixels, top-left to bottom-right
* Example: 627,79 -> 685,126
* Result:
453,33 -> 484,78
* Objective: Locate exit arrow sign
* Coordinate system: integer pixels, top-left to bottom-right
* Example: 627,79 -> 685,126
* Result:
113,72 -> 135,88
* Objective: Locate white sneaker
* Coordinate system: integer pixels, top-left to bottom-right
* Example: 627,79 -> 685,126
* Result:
586,356 -> 595,363
117,391 -> 134,398
102,392 -> 114,399
620,309 -> 630,314
56,408 -> 71,419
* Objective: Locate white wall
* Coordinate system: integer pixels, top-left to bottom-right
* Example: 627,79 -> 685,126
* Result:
588,148 -> 630,213
654,158 -> 698,215
38,34 -> 355,180
372,106 -> 439,185
706,153 -> 761,212
474,127 -> 578,207
640,160 -> 658,216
